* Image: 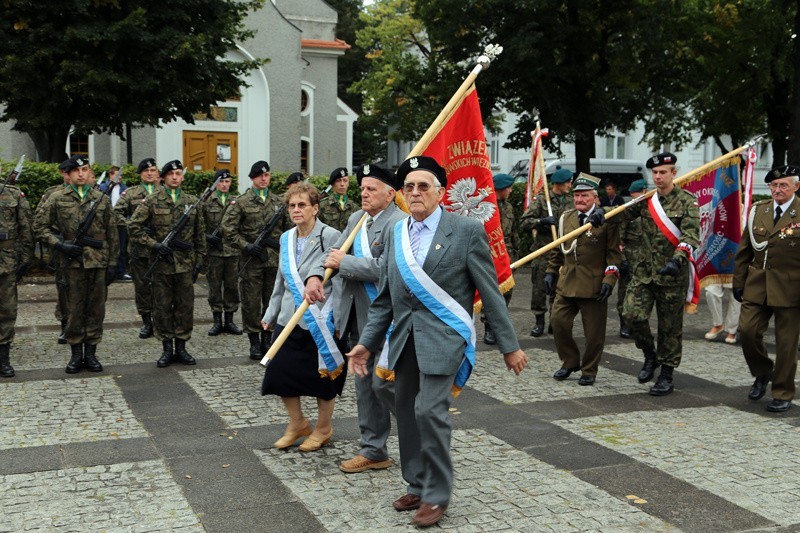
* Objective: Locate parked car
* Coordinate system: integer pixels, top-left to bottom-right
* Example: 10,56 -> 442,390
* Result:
510,158 -> 647,195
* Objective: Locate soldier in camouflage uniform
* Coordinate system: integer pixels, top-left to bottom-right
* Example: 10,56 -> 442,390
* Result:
0,165 -> 34,377
616,179 -> 647,338
318,167 -> 357,231
221,160 -> 288,360
129,160 -> 206,367
114,158 -> 160,338
202,169 -> 242,336
34,156 -> 119,374
519,168 -> 573,337
622,152 -> 699,396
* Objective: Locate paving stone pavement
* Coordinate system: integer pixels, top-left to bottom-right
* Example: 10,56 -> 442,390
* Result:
1,273 -> 799,532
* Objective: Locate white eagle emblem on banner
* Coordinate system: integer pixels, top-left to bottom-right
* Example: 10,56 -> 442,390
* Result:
445,177 -> 495,223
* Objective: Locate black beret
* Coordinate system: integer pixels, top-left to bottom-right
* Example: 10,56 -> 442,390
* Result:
214,168 -> 231,181
63,155 -> 89,172
765,164 -> 800,183
137,158 -> 157,174
160,160 -> 183,176
286,172 -> 304,186
58,159 -> 72,172
646,152 -> 677,169
248,160 -> 270,178
355,163 -> 397,190
329,167 -> 349,186
396,155 -> 447,187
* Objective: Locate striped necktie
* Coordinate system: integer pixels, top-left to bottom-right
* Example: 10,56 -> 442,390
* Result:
410,221 -> 424,260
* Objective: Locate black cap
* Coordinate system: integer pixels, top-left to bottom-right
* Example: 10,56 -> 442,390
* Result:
765,164 -> 800,183
396,156 -> 447,187
329,167 -> 349,186
646,152 -> 677,169
355,163 -> 397,190
137,158 -> 157,174
58,159 -> 72,172
160,160 -> 183,176
214,168 -> 231,181
63,155 -> 89,172
286,172 -> 304,186
248,160 -> 270,178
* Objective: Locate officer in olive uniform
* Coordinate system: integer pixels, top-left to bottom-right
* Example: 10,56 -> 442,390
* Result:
318,167 -> 358,231
519,168 -> 573,337
622,152 -> 699,396
617,179 -> 648,338
34,156 -> 119,374
734,165 -> 800,413
114,158 -> 160,338
129,160 -> 206,367
0,166 -> 34,377
546,174 -> 620,385
221,160 -> 287,359
202,168 -> 242,336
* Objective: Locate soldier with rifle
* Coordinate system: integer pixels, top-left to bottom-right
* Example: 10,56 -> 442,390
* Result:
34,156 -> 120,374
0,157 -> 34,378
129,160 -> 208,368
221,160 -> 288,360
202,168 -> 242,336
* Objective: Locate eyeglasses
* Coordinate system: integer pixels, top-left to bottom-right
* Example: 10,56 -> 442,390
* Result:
288,202 -> 312,209
403,182 -> 436,193
769,182 -> 793,191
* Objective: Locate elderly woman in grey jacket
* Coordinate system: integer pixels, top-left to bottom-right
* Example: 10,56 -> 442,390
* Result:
261,182 -> 345,452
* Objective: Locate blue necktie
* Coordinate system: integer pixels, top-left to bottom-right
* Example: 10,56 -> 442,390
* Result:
410,221 -> 424,261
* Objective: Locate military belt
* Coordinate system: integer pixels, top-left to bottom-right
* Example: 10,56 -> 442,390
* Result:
0,239 -> 15,249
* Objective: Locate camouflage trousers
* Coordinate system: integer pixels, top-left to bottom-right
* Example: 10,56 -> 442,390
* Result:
65,267 -> 108,345
54,263 -> 68,321
152,271 -> 194,341
0,272 -> 18,344
622,279 -> 689,368
206,255 -> 240,313
129,255 -> 153,315
240,264 -> 277,334
529,257 -> 554,316
616,272 -> 629,319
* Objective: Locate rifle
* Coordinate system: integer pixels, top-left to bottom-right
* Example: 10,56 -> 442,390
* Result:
0,155 -> 25,196
143,175 -> 222,281
205,195 -> 234,251
237,203 -> 287,278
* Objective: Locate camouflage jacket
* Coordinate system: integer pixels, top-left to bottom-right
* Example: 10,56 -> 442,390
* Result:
114,183 -> 161,259
624,186 -> 700,285
220,188 -> 287,268
37,183 -> 67,213
202,192 -> 237,258
34,186 -> 120,269
0,185 -> 34,275
128,188 -> 206,274
498,199 -> 520,261
317,193 -> 358,232
519,189 -> 573,250
619,216 -> 644,264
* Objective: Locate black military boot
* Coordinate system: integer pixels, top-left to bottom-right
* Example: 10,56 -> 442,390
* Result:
260,330 -> 272,357
66,344 -> 83,374
483,322 -> 496,345
0,343 -> 14,378
619,315 -> 631,338
637,348 -> 659,383
649,365 -> 674,396
248,332 -> 261,360
223,311 -> 243,335
157,339 -> 174,368
174,339 -> 196,365
83,343 -> 103,372
530,314 -> 545,337
208,312 -> 223,336
58,319 -> 68,344
139,313 -> 154,339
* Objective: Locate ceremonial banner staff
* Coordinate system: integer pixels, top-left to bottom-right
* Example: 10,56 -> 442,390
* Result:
531,115 -> 557,243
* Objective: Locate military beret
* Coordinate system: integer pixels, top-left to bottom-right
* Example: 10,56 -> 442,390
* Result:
137,158 -> 157,174
764,164 -> 800,183
214,168 -> 231,181
63,155 -> 89,172
355,163 -> 397,190
628,178 -> 648,193
248,160 -> 270,178
160,160 -> 183,176
493,173 -> 515,190
572,172 -> 601,191
286,172 -> 304,186
646,152 -> 677,169
550,167 -> 573,184
329,167 -> 349,186
58,159 -> 72,172
397,156 -> 447,187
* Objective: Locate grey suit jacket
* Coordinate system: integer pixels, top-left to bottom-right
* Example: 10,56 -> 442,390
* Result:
359,208 -> 520,375
263,219 -> 342,329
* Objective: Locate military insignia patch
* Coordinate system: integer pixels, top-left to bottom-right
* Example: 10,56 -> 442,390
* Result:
410,158 -> 419,169
363,165 -> 370,175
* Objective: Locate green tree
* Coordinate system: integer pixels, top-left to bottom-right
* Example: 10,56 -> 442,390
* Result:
0,0 -> 264,162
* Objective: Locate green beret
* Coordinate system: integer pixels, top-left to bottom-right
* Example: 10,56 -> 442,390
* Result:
628,179 -> 648,193
493,173 -> 514,190
550,168 -> 573,184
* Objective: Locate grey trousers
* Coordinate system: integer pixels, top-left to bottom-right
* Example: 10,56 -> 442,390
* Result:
354,351 -> 395,461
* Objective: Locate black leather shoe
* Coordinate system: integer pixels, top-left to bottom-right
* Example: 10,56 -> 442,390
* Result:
0,343 -> 15,377
223,311 -> 244,335
65,344 -> 83,374
260,330 -> 271,357
530,315 -> 545,337
83,343 -> 103,372
483,325 -> 496,345
58,319 -> 68,344
748,373 -> 772,401
766,400 -> 791,412
578,375 -> 595,386
553,366 -> 580,381
637,348 -> 659,383
649,366 -> 674,396
139,313 -> 154,339
175,339 -> 196,365
248,332 -> 262,360
157,339 -> 173,368
620,325 -> 631,338
207,312 -> 223,336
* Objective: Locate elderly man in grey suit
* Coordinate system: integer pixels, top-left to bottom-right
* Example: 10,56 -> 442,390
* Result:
306,163 -> 407,473
347,156 -> 528,528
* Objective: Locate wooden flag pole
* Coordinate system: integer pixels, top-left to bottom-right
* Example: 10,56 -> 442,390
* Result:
533,119 -> 558,242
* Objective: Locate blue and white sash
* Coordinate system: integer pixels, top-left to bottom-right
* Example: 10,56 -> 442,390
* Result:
392,219 -> 476,396
280,229 -> 344,379
354,222 -> 395,381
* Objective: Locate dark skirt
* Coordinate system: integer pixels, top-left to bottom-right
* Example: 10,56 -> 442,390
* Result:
261,325 -> 347,400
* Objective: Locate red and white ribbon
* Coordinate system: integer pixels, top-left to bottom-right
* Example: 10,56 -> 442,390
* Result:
648,195 -> 700,307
